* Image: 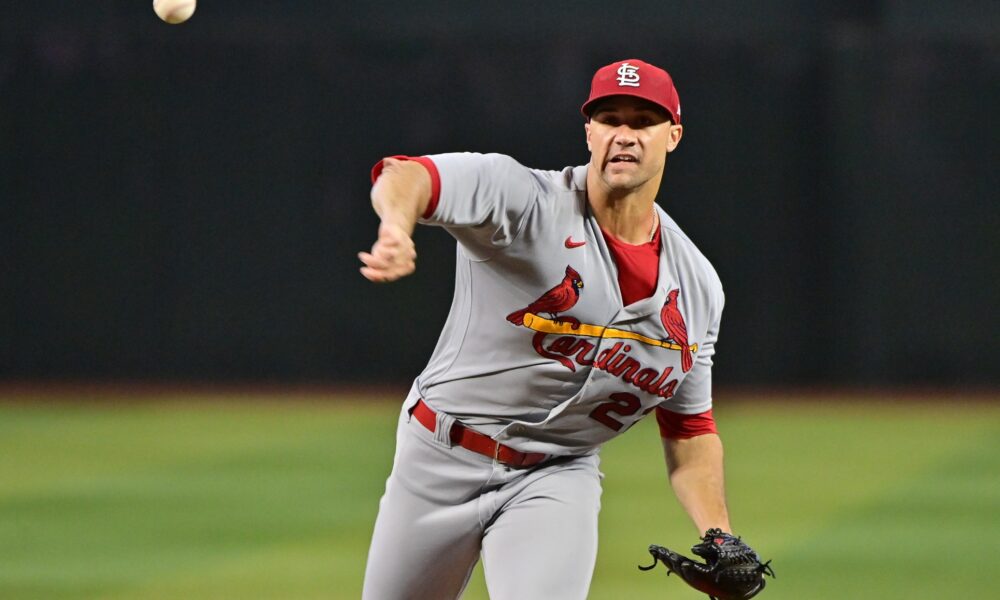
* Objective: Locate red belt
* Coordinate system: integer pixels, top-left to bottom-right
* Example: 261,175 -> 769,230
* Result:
412,399 -> 547,469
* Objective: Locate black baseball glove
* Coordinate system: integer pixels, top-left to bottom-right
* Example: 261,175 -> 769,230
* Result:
639,528 -> 774,600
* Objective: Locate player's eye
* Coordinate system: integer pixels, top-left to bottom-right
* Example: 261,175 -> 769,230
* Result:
634,114 -> 658,128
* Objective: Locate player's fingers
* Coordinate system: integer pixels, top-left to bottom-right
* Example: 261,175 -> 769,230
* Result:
358,249 -> 415,282
360,262 -> 413,283
368,249 -> 402,272
360,265 -> 393,282
358,250 -> 391,271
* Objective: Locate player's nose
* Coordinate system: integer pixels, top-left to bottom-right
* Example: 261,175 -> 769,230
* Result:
611,125 -> 638,144
613,133 -> 637,147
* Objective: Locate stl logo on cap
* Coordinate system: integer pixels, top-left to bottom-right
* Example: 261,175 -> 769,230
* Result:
616,62 -> 641,87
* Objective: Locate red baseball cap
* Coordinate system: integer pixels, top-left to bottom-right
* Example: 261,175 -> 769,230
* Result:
581,59 -> 681,124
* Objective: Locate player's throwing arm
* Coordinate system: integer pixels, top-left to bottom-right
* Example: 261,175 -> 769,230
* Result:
358,158 -> 430,282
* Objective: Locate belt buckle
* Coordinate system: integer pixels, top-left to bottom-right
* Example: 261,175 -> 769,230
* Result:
493,441 -> 502,464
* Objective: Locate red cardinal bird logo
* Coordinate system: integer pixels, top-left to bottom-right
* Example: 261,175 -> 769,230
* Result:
506,266 -> 584,326
660,288 -> 693,373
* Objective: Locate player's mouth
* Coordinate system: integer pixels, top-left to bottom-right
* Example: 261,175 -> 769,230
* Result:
608,153 -> 639,165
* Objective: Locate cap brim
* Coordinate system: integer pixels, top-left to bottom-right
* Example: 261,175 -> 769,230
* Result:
581,92 -> 677,123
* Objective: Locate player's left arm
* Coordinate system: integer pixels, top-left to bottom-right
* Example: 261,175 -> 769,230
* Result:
662,432 -> 731,533
661,269 -> 729,533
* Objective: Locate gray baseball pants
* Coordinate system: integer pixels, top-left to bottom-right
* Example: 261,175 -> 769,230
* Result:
362,404 -> 603,599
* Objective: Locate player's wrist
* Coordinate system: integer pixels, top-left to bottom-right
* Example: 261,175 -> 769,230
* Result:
380,218 -> 416,237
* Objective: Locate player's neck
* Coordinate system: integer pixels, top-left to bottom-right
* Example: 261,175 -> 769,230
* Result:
590,196 -> 659,245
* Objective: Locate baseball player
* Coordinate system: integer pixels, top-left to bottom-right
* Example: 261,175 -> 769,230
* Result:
359,59 -> 732,599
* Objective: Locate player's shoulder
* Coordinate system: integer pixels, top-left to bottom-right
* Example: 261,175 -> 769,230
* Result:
426,151 -> 529,175
494,160 -> 585,197
427,153 -> 577,191
527,164 -> 588,193
437,153 -> 582,193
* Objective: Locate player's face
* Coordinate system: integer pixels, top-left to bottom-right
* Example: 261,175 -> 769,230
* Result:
585,97 -> 683,193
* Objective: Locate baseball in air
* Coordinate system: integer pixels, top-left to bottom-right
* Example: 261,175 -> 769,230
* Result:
153,0 -> 197,24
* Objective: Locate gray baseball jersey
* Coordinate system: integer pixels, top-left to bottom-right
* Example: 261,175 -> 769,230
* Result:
405,152 -> 723,455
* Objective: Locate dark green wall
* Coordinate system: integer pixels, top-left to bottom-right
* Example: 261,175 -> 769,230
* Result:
2,1 -> 998,385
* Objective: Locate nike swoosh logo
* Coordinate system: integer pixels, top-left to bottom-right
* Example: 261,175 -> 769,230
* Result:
564,236 -> 586,249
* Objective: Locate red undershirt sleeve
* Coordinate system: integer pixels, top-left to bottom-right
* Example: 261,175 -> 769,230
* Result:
369,155 -> 442,219
655,406 -> 718,439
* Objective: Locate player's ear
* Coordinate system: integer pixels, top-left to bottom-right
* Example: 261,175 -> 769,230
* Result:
585,122 -> 592,152
666,124 -> 683,153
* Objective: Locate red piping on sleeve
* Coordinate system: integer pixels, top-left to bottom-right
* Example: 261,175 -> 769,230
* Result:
656,407 -> 718,439
369,155 -> 441,220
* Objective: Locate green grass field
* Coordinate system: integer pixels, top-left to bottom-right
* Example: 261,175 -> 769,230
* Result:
1,391 -> 998,599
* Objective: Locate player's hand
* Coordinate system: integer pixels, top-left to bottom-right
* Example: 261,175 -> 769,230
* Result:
358,221 -> 417,282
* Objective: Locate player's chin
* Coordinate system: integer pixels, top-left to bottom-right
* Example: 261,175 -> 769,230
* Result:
602,171 -> 645,191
